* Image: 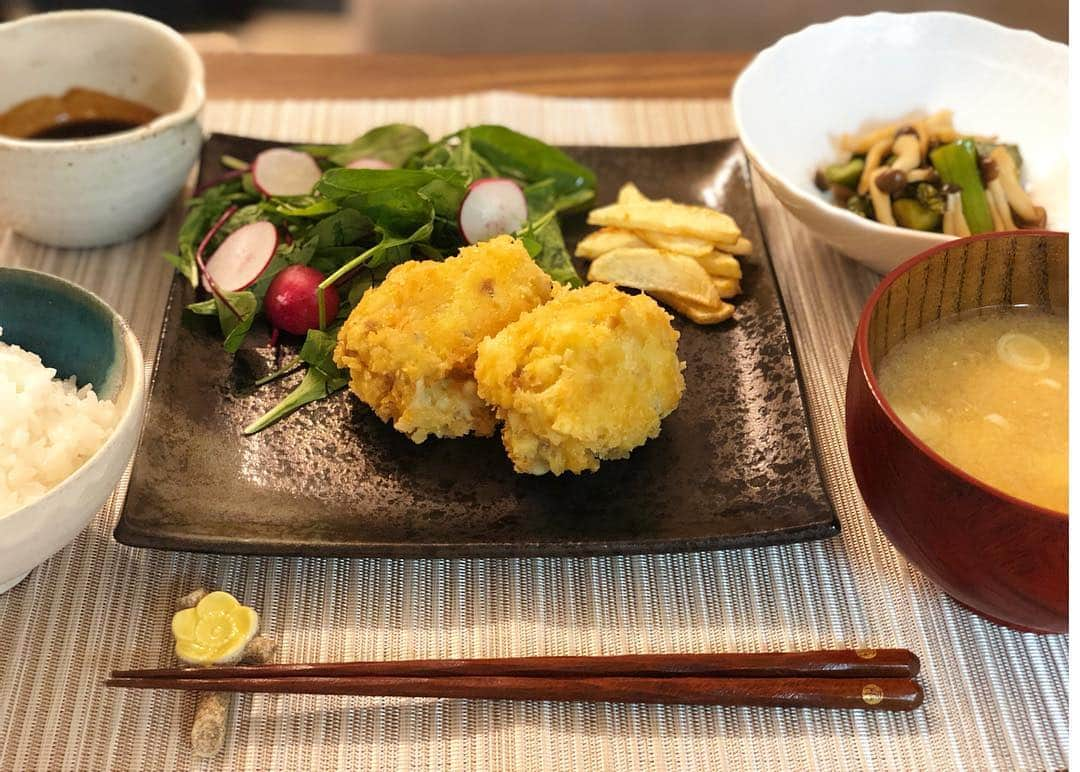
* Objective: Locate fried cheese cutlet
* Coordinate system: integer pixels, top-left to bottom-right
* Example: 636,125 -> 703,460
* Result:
334,235 -> 553,443
474,282 -> 685,475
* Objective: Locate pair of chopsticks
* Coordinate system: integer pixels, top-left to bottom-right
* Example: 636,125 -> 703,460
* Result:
108,648 -> 923,711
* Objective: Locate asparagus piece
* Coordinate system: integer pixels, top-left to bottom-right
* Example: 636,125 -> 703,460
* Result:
915,183 -> 945,215
846,194 -> 872,218
821,157 -> 865,189
892,198 -> 943,231
930,139 -> 994,234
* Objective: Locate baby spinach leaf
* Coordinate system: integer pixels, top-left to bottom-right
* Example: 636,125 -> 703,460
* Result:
242,326 -> 348,435
242,366 -> 347,435
310,208 -> 375,247
520,215 -> 581,287
297,124 -> 430,168
298,327 -> 344,376
186,298 -> 218,316
271,197 -> 338,218
217,291 -> 259,353
462,125 -> 596,199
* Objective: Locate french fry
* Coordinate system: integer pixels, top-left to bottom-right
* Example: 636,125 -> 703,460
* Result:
587,247 -> 720,307
617,182 -> 648,205
587,202 -> 740,245
697,252 -> 741,279
635,229 -> 714,258
712,277 -> 741,299
617,182 -> 672,206
652,291 -> 735,325
575,227 -> 648,259
727,237 -> 752,256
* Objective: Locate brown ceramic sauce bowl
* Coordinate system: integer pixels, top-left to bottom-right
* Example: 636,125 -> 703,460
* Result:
845,231 -> 1067,634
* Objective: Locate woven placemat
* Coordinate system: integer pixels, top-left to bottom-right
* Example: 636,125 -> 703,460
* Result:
0,93 -> 1067,771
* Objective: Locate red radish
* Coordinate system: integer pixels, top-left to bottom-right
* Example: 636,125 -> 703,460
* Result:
346,157 -> 393,170
251,148 -> 322,197
458,178 -> 528,244
201,221 -> 278,293
265,265 -> 340,336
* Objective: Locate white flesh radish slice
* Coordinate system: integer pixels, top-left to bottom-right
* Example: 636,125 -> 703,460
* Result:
458,178 -> 529,244
346,157 -> 393,170
251,148 -> 322,197
201,221 -> 279,293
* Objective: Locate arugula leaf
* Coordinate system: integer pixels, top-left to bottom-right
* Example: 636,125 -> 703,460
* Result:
408,130 -> 500,181
297,124 -> 430,168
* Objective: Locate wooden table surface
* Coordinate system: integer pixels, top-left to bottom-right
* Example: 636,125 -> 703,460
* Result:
202,52 -> 755,99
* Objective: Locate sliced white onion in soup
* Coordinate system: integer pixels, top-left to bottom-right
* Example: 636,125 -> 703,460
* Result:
893,402 -> 944,439
983,413 -> 1011,430
1036,377 -> 1063,390
996,332 -> 1050,373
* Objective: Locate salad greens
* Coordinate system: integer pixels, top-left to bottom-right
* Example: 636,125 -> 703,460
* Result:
170,124 -> 596,434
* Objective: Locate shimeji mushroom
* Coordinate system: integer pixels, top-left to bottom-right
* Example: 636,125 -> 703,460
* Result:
989,146 -> 1044,225
942,189 -> 972,237
905,168 -> 938,183
857,138 -> 893,195
839,109 -> 956,155
982,159 -> 1017,231
889,132 -> 921,172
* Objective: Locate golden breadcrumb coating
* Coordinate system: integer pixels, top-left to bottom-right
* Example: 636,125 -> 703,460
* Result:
474,282 -> 685,475
334,235 -> 553,442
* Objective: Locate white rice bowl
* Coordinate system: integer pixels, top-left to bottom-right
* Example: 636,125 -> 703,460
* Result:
0,327 -> 117,517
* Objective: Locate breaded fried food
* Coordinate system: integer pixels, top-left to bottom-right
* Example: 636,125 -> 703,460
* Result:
475,283 -> 685,475
334,235 -> 553,442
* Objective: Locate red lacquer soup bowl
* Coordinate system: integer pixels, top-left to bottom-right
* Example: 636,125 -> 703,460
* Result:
846,231 -> 1067,634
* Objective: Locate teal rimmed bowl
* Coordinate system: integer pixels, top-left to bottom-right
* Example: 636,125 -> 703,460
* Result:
0,268 -> 144,593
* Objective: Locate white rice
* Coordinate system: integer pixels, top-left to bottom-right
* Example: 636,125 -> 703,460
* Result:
0,327 -> 118,518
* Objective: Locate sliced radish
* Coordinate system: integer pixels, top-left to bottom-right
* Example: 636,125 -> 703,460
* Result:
458,178 -> 529,244
346,157 -> 393,170
251,148 -> 322,197
201,221 -> 278,293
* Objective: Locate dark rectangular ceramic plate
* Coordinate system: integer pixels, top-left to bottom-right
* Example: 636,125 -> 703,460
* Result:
115,134 -> 838,557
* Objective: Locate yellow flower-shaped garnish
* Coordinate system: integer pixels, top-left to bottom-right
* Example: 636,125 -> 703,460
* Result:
172,591 -> 259,665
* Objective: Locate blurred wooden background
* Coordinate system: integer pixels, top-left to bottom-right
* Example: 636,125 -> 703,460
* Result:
3,0 -> 1067,52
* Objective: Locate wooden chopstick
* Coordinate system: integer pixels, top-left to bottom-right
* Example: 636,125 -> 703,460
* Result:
107,649 -> 923,711
105,673 -> 923,711
110,648 -> 919,682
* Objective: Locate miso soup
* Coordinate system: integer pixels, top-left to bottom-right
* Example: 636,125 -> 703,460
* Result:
876,306 -> 1067,513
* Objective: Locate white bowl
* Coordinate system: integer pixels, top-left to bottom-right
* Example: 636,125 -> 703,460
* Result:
0,268 -> 145,594
0,10 -> 204,248
733,12 -> 1067,274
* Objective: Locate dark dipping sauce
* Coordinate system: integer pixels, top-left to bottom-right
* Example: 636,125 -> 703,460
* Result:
28,118 -> 145,140
0,87 -> 158,141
